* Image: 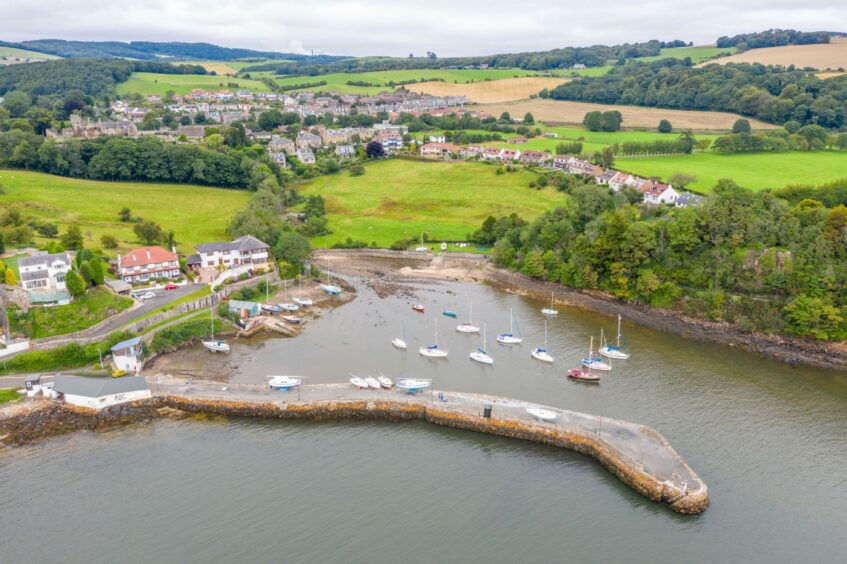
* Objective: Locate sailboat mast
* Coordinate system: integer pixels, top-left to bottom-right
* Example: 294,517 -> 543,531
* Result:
617,315 -> 622,348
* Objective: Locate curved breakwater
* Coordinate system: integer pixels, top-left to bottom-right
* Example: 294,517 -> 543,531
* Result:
0,377 -> 708,515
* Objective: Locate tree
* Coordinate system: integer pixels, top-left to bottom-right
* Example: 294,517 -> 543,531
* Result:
365,140 -> 385,158
592,146 -> 615,168
133,220 -> 163,245
523,112 -> 535,124
601,110 -> 623,132
119,207 -> 132,222
0,232 -> 4,254
80,261 -> 95,286
1,91 -> 31,118
4,268 -> 17,286
65,270 -> 86,297
499,112 -> 512,123
668,173 -> 696,189
658,119 -> 673,133
583,111 -> 603,131
273,231 -> 311,269
100,234 -> 118,249
349,163 -> 365,176
88,259 -> 105,285
732,119 -> 751,134
836,132 -> 847,150
784,295 -> 844,340
258,109 -> 285,131
60,225 -> 84,250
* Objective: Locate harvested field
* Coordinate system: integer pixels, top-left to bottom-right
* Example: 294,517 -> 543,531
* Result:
702,36 -> 847,70
407,77 -> 567,103
187,61 -> 238,75
469,99 -> 779,131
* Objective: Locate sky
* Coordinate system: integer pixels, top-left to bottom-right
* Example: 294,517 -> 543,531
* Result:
2,0 -> 846,57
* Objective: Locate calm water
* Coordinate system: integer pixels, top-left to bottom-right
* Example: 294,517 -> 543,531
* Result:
2,274 -> 846,563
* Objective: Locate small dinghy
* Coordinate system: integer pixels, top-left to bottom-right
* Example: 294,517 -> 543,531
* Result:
281,315 -> 301,324
202,340 -> 230,353
262,304 -> 282,314
541,291 -> 559,316
526,407 -> 558,422
442,310 -> 457,318
412,304 -> 425,312
568,367 -> 600,382
349,375 -> 369,389
377,374 -> 393,388
396,378 -> 431,393
321,284 -> 342,295
280,303 -> 300,312
293,297 -> 313,307
268,376 -> 301,390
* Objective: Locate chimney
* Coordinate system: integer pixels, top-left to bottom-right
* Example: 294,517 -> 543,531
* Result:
146,250 -> 151,260
117,253 -> 121,271
172,244 -> 177,255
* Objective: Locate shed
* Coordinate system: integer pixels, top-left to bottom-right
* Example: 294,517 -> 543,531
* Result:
105,278 -> 132,295
227,300 -> 261,319
53,375 -> 152,409
110,336 -> 143,374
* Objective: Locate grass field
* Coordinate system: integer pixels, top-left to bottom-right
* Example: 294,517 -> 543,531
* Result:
702,36 -> 847,70
298,159 -> 565,246
469,99 -> 778,131
117,72 -> 272,96
0,46 -> 60,60
407,77 -> 568,103
617,151 -> 847,192
0,389 -> 22,405
270,68 -> 547,95
637,45 -> 737,64
8,287 -> 133,339
0,170 -> 250,254
1,253 -> 26,277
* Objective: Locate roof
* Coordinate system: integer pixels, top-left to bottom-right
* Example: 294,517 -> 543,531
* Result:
228,300 -> 261,310
110,336 -> 142,352
18,252 -> 70,269
186,253 -> 202,266
196,235 -> 270,254
53,375 -> 149,398
104,278 -> 132,293
121,246 -> 176,268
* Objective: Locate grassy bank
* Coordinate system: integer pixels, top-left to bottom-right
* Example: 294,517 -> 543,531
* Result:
0,332 -> 134,376
8,288 -> 133,339
298,159 -> 566,246
117,72 -> 271,96
0,389 -> 22,404
0,170 -> 250,254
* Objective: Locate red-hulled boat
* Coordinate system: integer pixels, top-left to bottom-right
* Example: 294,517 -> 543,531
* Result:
568,367 -> 600,382
412,304 -> 425,312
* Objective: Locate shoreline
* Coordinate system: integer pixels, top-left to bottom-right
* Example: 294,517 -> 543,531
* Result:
315,249 -> 847,372
0,378 -> 709,515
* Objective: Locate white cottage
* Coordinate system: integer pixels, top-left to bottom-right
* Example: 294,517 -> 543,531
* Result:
52,375 -> 152,409
18,252 -> 72,306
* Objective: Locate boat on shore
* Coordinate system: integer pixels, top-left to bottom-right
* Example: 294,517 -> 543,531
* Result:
280,303 -> 300,312
396,378 -> 431,393
281,315 -> 301,324
377,374 -> 393,388
320,284 -> 342,295
268,376 -> 302,390
349,375 -> 369,389
202,308 -> 230,352
526,407 -> 558,422
365,376 -> 381,389
293,297 -> 313,307
262,303 -> 282,314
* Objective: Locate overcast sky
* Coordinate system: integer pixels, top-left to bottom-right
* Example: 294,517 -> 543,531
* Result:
3,0 -> 845,57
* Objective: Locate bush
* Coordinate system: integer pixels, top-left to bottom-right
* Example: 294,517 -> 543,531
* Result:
101,234 -> 118,249
150,317 -> 223,354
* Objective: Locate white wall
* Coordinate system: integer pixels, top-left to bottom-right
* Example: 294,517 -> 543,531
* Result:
63,389 -> 152,410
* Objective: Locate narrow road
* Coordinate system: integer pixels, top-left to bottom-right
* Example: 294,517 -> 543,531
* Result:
90,284 -> 206,338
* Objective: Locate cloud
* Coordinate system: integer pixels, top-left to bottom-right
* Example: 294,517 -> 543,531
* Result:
1,0 -> 845,57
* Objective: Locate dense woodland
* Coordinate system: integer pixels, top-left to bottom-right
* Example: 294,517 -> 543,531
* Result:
716,29 -> 836,50
473,180 -> 847,340
548,59 -> 847,128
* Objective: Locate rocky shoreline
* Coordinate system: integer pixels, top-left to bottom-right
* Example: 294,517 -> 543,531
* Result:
317,250 -> 847,372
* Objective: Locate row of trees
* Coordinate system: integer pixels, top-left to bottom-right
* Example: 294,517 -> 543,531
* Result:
716,29 -> 834,50
473,180 -> 847,340
550,59 -> 847,128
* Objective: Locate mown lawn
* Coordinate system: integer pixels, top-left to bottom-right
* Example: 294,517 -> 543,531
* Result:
298,159 -> 566,246
617,151 -> 847,192
0,170 -> 250,254
117,72 -> 272,96
8,287 -> 133,339
0,389 -> 22,405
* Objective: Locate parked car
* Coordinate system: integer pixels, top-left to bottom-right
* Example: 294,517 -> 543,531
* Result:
138,291 -> 156,300
164,283 -> 179,290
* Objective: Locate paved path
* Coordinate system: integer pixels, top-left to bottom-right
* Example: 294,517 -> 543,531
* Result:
89,284 -> 205,338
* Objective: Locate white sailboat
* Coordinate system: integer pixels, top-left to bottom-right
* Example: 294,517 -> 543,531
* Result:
469,323 -> 494,365
365,376 -> 381,389
541,291 -> 559,315
201,309 -> 230,353
268,375 -> 301,390
456,302 -> 481,333
392,320 -> 408,350
396,378 -> 431,393
320,254 -> 342,295
349,374 -> 369,389
531,320 -> 554,363
600,315 -> 630,360
496,308 -> 523,344
293,268 -> 314,307
377,374 -> 393,388
582,335 -> 612,371
415,232 -> 428,253
279,278 -> 299,311
420,319 -> 449,358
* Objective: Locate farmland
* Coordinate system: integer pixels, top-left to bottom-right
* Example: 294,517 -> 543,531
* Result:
0,46 -> 60,60
617,151 -> 847,192
298,159 -> 565,246
469,99 -> 779,131
116,72 -> 272,96
702,36 -> 847,70
0,170 -> 250,254
406,77 -> 568,103
636,45 -> 736,64
269,68 -> 549,95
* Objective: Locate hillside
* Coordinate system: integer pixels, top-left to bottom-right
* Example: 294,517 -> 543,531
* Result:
406,77 -> 567,103
298,159 -> 565,246
703,35 -> 847,69
0,170 -> 249,253
117,72 -> 271,96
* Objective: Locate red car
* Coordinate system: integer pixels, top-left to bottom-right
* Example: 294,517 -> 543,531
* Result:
164,283 -> 179,290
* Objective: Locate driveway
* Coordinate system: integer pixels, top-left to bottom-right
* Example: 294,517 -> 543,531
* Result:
89,284 -> 207,338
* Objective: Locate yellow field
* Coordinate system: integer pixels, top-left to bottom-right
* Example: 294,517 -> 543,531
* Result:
702,36 -> 847,70
468,99 -> 779,131
185,61 -> 239,75
407,77 -> 568,103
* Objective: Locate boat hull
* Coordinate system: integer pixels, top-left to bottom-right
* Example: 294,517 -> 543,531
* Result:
568,369 -> 600,382
292,298 -> 313,307
526,408 -> 558,422
496,334 -> 522,344
600,346 -> 630,360
202,341 -> 230,353
469,351 -> 493,365
391,338 -> 407,350
456,324 -> 480,334
582,359 -> 612,371
531,349 -> 554,363
540,308 -> 559,316
419,347 -> 448,358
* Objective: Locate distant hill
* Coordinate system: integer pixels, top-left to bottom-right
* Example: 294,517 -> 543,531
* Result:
0,39 -> 343,62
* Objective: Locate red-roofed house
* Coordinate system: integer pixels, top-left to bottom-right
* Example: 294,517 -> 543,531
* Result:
118,246 -> 181,284
519,150 -> 552,165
